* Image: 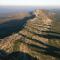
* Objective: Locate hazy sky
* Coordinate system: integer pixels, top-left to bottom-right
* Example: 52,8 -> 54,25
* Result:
0,0 -> 60,6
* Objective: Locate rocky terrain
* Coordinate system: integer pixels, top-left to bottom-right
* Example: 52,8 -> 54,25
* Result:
0,9 -> 60,60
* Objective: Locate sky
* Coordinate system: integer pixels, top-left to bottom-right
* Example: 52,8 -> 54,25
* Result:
0,0 -> 60,6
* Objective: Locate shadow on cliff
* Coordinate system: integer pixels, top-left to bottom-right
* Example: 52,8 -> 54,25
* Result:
42,31 -> 60,35
0,50 -> 37,60
0,15 -> 35,39
26,30 -> 60,39
29,43 -> 60,58
19,33 -> 60,59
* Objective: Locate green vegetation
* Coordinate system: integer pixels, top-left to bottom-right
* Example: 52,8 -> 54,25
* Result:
13,40 -> 21,51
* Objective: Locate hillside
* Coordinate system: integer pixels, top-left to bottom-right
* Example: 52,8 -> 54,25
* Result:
0,9 -> 60,60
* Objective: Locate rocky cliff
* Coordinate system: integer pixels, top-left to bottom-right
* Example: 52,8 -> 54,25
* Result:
0,9 -> 60,60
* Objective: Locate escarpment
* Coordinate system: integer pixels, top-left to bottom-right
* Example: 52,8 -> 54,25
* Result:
0,9 -> 60,60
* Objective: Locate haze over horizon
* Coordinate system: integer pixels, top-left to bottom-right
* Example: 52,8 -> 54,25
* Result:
0,0 -> 60,6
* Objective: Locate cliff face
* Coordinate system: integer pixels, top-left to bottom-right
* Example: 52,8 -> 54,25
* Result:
0,9 -> 60,60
